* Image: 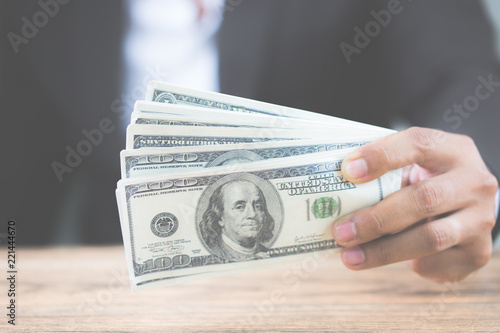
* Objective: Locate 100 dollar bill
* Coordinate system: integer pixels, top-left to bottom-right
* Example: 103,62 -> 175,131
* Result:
133,101 -> 332,130
121,139 -> 373,179
126,124 -> 388,150
145,81 -> 391,132
132,101 -> 388,132
127,124 -> 298,149
116,149 -> 401,290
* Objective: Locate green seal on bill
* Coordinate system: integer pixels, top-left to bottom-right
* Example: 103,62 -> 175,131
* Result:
311,197 -> 338,219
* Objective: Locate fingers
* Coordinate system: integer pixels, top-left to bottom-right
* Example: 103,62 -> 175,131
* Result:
335,169 -> 497,276
341,127 -> 477,184
335,126 -> 498,282
333,172 -> 472,247
409,238 -> 492,282
339,210 -> 486,271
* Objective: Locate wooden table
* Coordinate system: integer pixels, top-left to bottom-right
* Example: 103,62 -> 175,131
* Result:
2,246 -> 499,332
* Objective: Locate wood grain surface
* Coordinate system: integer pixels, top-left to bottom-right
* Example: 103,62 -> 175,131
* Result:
2,246 -> 499,332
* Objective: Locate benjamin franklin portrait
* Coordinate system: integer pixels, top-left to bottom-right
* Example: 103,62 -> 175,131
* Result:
198,178 -> 276,261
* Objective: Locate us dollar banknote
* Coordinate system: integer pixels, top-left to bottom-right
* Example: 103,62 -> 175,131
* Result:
132,112 -> 255,128
132,101 -> 326,130
126,124 -> 388,150
121,139 -> 374,179
127,124 -> 299,149
116,149 -> 402,290
132,110 -> 327,130
132,101 -> 390,133
145,81 -> 391,132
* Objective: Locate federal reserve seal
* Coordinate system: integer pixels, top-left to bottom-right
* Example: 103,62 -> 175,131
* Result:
151,212 -> 178,237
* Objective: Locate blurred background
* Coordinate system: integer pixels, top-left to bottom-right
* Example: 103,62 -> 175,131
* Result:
1,0 -> 500,246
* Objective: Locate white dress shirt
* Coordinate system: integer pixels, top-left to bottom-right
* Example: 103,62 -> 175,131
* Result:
122,0 -> 224,128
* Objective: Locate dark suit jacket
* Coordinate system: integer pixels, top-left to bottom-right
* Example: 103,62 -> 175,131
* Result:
1,0 -> 499,244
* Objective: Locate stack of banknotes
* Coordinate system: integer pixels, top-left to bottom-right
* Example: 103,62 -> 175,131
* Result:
116,81 -> 402,290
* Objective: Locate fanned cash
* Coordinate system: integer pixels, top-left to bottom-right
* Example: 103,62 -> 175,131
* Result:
116,81 -> 402,290
117,150 -> 401,290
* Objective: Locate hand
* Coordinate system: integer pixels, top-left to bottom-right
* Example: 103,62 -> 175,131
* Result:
332,127 -> 498,282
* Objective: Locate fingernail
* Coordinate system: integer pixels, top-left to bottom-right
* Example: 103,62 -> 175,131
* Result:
335,221 -> 356,243
342,246 -> 365,266
345,158 -> 368,179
